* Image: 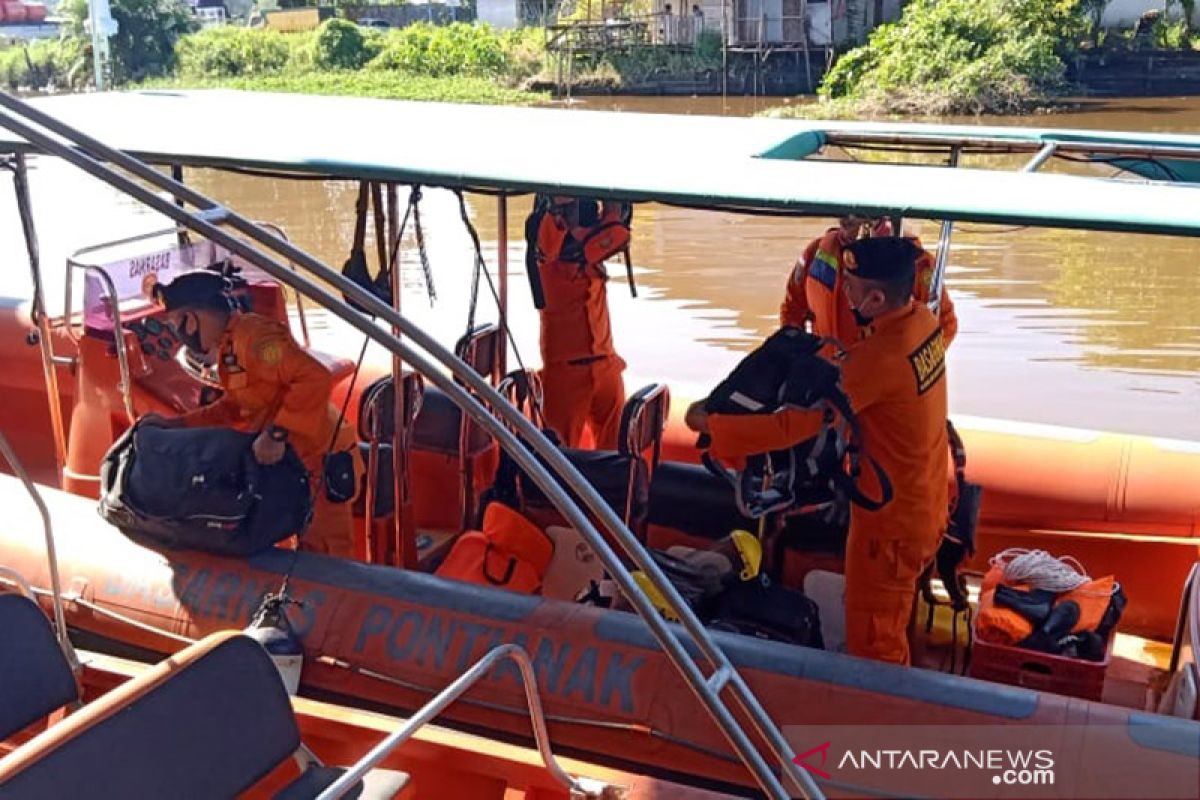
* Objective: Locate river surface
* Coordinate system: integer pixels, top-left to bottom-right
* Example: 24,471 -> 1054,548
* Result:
2,95 -> 1198,440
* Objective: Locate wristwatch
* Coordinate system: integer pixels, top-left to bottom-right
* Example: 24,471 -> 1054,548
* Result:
267,425 -> 289,443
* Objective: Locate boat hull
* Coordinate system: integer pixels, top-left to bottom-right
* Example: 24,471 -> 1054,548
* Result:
2,476 -> 1197,797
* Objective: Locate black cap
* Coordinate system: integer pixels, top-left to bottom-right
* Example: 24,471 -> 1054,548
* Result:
153,271 -> 232,312
844,237 -> 920,282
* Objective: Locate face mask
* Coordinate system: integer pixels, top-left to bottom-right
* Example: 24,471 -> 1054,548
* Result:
849,291 -> 879,327
173,312 -> 204,354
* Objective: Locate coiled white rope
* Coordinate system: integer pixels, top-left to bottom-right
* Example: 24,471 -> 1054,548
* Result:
990,548 -> 1093,593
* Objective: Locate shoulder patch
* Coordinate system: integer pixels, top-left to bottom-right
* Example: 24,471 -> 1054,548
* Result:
255,340 -> 283,366
908,328 -> 946,395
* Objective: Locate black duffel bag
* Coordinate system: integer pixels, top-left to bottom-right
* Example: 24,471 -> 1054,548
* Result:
99,422 -> 313,557
709,575 -> 825,649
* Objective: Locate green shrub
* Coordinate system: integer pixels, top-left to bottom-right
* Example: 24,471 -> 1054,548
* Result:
1153,18 -> 1190,48
177,27 -> 291,78
367,22 -> 509,77
817,0 -> 1082,115
500,25 -> 548,82
695,29 -> 723,63
312,18 -> 377,70
0,38 -> 87,91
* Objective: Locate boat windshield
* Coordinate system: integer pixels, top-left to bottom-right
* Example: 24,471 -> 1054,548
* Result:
72,232 -> 271,334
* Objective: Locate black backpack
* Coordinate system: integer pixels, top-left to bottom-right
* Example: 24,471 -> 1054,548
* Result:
699,326 -> 892,518
99,422 -> 313,557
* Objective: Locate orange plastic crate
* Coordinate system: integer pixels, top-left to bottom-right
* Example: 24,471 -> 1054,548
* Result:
969,633 -> 1111,702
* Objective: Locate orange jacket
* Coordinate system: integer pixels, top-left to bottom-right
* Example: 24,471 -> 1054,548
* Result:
180,312 -> 353,471
536,205 -> 627,366
781,229 -> 958,346
976,564 -> 1117,645
709,301 -> 949,543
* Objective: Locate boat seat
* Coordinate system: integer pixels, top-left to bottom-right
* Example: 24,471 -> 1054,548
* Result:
648,460 -> 755,540
411,384 -> 494,456
517,384 -> 669,537
357,324 -> 499,535
275,764 -> 410,799
647,461 -> 846,551
356,441 -> 396,519
0,594 -> 78,741
520,447 -> 650,527
0,631 -> 407,799
356,372 -> 426,523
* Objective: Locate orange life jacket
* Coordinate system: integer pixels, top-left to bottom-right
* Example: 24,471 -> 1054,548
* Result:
780,229 -> 958,347
436,503 -> 555,594
976,564 -> 1118,646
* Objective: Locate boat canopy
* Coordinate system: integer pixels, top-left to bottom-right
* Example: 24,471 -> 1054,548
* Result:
4,90 -> 1200,237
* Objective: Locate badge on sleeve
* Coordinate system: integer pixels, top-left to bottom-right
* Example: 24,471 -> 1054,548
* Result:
256,340 -> 283,366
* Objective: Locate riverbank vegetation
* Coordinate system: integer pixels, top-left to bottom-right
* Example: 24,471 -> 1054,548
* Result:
2,15 -> 551,104
764,0 -> 1200,118
150,20 -> 548,103
4,2 -> 1200,111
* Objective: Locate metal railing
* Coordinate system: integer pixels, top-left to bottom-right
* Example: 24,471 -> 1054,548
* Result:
0,431 -> 81,673
63,262 -> 137,423
0,90 -> 821,800
0,565 -> 35,601
316,645 -> 579,799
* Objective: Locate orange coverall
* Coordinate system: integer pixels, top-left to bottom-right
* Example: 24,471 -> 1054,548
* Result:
781,228 -> 958,346
707,302 -> 949,664
180,312 -> 358,557
536,206 -> 628,449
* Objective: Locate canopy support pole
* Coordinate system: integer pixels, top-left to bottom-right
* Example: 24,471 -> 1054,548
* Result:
1023,142 -> 1058,173
496,192 -> 508,381
7,153 -> 66,479
929,145 -> 960,318
385,182 -> 415,570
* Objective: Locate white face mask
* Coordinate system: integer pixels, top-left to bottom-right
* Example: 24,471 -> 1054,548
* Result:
846,285 -> 879,326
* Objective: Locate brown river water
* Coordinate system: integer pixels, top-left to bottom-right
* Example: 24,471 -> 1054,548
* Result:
2,95 -> 1198,439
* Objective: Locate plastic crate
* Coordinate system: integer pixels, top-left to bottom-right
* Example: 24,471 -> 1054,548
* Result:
969,633 -> 1111,702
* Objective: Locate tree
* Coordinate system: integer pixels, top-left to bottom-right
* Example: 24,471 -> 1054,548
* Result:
1079,0 -> 1110,46
65,0 -> 196,84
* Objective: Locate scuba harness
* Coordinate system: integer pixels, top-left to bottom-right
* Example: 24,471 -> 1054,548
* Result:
341,182 -> 436,314
524,194 -> 637,311
697,326 -> 893,520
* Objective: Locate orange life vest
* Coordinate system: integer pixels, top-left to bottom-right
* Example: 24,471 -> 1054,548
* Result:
780,229 -> 958,347
436,503 -> 555,594
976,564 -> 1118,645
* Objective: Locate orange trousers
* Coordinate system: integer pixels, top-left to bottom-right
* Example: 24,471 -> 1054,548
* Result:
295,447 -> 362,558
540,357 -> 626,450
301,493 -> 354,557
844,531 -> 939,665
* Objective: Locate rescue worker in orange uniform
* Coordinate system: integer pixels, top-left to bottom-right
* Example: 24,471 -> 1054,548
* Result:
144,272 -> 358,557
535,196 -> 630,449
782,215 -> 958,346
687,237 -> 949,665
